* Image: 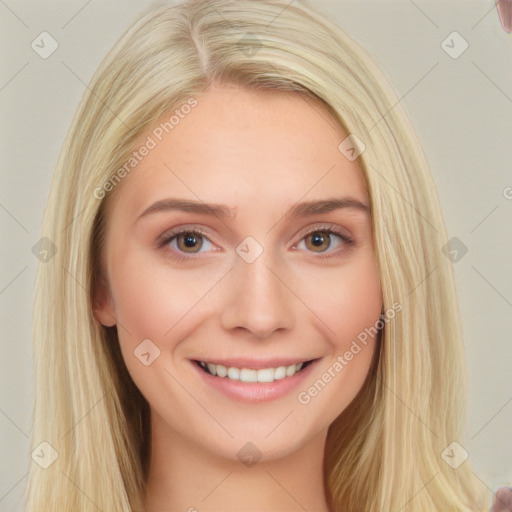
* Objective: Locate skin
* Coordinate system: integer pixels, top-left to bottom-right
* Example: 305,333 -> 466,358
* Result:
491,486 -> 512,512
94,83 -> 383,512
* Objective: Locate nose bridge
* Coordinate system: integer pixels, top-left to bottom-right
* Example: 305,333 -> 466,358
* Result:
220,242 -> 295,338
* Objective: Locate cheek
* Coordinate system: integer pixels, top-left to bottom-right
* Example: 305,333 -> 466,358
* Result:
294,253 -> 382,414
109,238 -> 381,403
107,249 -> 223,405
306,252 -> 383,348
109,247 -> 223,338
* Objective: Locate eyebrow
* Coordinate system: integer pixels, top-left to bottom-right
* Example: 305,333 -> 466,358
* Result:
136,196 -> 370,222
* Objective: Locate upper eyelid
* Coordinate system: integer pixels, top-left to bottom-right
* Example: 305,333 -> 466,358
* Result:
161,222 -> 348,237
156,224 -> 212,243
299,223 -> 351,238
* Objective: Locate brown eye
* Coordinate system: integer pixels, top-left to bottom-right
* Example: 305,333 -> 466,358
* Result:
176,232 -> 204,253
304,230 -> 332,252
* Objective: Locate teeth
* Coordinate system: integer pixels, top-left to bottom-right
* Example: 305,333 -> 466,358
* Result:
257,368 -> 274,383
286,364 -> 297,377
199,361 -> 306,382
216,364 -> 227,377
240,368 -> 257,382
227,367 -> 240,380
274,366 -> 286,380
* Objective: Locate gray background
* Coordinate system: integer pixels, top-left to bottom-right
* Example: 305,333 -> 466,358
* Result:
1,1 -> 511,510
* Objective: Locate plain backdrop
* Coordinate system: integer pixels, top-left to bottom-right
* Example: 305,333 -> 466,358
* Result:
0,1 -> 511,510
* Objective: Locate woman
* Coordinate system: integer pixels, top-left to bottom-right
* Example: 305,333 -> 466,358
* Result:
26,0 -> 507,510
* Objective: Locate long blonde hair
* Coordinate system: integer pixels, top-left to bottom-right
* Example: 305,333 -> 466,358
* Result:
27,1 -> 490,510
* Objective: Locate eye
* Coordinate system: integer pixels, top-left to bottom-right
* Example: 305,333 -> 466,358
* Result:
157,224 -> 353,260
158,227 -> 214,256
295,226 -> 353,256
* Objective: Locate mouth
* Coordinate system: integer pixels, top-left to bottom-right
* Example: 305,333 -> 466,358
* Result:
194,359 -> 315,383
191,357 -> 322,402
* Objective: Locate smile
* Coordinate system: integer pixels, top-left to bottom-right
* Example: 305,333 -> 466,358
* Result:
192,357 -> 320,402
196,360 -> 313,383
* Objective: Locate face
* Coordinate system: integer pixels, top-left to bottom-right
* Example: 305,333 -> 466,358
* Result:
94,83 -> 382,461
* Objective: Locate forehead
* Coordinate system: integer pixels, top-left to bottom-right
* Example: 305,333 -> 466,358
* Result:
109,85 -> 368,218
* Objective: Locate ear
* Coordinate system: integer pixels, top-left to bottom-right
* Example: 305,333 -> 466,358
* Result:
92,274 -> 117,327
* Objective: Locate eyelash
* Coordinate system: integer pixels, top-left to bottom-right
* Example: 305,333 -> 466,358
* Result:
295,225 -> 354,258
156,224 -> 354,261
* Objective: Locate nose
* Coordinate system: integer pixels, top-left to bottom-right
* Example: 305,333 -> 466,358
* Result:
220,250 -> 295,339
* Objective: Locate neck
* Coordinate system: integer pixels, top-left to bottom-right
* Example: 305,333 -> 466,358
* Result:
143,410 -> 331,512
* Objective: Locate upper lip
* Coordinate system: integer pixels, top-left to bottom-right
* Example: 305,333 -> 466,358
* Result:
193,357 -> 317,370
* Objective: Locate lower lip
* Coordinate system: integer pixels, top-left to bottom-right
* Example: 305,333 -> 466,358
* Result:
192,359 -> 319,403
